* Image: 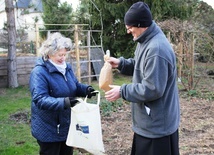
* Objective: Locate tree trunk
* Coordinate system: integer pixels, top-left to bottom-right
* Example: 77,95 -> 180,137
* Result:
5,0 -> 18,88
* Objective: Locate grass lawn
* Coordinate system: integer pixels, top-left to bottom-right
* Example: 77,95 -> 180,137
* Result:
0,86 -> 38,155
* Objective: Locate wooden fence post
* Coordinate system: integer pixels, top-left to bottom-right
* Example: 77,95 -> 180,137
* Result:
74,25 -> 81,82
167,31 -> 171,41
87,30 -> 91,84
189,33 -> 195,90
178,31 -> 184,79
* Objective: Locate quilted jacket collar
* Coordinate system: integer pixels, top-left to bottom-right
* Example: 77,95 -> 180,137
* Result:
35,57 -> 71,73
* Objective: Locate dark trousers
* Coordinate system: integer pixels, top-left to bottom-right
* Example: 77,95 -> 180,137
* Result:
37,140 -> 73,155
131,130 -> 179,155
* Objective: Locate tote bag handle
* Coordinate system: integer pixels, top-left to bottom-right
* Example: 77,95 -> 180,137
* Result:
84,90 -> 100,105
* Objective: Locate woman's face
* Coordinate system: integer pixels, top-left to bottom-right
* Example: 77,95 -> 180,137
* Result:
48,48 -> 67,65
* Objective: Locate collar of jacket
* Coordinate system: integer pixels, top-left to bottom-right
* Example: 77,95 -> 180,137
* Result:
134,21 -> 160,44
36,57 -> 71,73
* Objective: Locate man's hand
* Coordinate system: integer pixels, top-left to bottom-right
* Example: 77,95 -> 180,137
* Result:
105,85 -> 121,102
107,57 -> 120,68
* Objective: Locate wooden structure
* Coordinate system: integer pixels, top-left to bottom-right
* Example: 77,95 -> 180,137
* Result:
0,53 -> 104,88
0,56 -> 36,87
0,24 -> 104,88
168,31 -> 195,90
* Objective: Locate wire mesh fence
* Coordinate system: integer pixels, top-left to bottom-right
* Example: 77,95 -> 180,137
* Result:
160,21 -> 214,98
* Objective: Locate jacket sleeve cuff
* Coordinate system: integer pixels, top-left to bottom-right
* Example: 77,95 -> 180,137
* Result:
117,57 -> 124,70
64,97 -> 70,109
120,84 -> 126,100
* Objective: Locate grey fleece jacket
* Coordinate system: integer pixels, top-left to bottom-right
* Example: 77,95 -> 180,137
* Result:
118,21 -> 180,138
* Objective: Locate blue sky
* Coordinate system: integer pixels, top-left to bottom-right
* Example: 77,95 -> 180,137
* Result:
202,0 -> 214,8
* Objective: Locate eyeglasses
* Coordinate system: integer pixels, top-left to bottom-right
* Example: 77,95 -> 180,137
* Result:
126,26 -> 133,33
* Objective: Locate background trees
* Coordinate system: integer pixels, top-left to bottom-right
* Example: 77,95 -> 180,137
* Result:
4,0 -> 213,88
38,0 -> 214,59
41,0 -> 73,37
74,0 -> 198,57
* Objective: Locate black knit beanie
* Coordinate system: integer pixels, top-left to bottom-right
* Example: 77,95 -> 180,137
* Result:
124,2 -> 152,28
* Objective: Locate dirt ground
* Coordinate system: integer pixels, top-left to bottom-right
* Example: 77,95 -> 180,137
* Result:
99,97 -> 214,155
8,88 -> 214,155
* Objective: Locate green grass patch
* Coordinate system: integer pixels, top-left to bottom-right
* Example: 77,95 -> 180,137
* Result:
0,86 -> 38,155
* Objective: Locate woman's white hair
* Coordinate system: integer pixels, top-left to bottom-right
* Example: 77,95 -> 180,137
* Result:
39,32 -> 72,60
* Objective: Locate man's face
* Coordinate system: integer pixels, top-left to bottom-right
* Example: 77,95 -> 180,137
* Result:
126,25 -> 147,39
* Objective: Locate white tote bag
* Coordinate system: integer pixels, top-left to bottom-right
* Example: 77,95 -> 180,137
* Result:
66,91 -> 105,155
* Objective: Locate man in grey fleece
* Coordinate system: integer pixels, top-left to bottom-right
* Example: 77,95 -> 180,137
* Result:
105,2 -> 180,155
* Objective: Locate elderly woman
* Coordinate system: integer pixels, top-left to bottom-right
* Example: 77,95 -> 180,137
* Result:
29,32 -> 95,155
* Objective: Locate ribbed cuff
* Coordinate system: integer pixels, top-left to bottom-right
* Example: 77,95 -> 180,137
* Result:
64,97 -> 70,109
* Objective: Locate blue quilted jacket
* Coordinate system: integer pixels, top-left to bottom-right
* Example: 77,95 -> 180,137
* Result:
29,57 -> 88,142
